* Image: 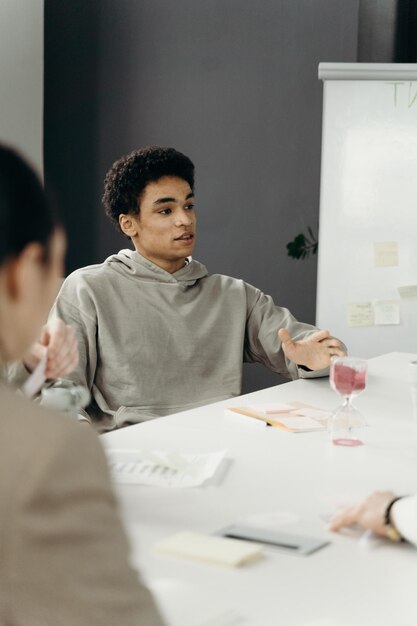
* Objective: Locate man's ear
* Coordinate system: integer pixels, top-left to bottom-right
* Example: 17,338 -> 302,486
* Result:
119,214 -> 138,238
5,243 -> 44,300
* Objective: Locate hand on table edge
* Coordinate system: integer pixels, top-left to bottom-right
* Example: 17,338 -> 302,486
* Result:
327,491 -> 405,542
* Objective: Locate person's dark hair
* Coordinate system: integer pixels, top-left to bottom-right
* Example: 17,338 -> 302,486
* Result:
0,145 -> 58,266
102,146 -> 195,230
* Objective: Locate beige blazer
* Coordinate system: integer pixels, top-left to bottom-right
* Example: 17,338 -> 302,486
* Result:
0,384 -> 165,626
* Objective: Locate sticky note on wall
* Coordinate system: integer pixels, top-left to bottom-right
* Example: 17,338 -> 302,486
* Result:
398,285 -> 417,299
347,302 -> 374,327
374,300 -> 400,325
374,242 -> 399,267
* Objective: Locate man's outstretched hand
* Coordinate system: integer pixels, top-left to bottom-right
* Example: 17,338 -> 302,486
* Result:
278,328 -> 346,371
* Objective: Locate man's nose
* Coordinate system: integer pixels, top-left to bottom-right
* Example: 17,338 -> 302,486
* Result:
174,209 -> 192,226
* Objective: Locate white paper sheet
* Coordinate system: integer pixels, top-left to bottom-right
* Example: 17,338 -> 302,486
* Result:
374,299 -> 401,325
105,449 -> 226,488
270,416 -> 325,431
292,408 -> 331,422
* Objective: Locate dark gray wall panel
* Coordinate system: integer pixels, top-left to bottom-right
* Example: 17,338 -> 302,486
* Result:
45,0 -> 359,392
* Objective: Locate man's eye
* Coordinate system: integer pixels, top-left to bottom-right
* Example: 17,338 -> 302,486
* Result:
185,204 -> 195,210
159,208 -> 172,215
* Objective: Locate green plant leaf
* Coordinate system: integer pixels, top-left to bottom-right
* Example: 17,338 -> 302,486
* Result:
286,227 -> 318,260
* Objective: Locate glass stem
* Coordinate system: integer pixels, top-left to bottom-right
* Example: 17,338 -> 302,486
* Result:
343,396 -> 352,432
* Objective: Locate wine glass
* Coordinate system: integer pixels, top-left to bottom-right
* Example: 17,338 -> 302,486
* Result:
328,356 -> 367,446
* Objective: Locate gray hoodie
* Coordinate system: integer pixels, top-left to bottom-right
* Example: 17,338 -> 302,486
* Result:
50,250 -> 326,431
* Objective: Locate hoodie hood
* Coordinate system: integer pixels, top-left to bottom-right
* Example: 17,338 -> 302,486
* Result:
104,249 -> 208,286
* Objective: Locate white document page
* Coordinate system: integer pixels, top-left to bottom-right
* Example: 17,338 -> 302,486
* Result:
106,449 -> 226,488
292,408 -> 331,422
374,300 -> 401,325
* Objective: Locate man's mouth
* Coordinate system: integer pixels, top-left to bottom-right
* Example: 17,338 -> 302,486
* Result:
174,233 -> 194,241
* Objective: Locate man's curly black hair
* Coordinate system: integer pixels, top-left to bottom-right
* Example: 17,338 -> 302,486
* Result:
102,146 -> 195,231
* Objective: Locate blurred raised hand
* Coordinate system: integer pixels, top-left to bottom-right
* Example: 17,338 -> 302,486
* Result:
23,318 -> 78,379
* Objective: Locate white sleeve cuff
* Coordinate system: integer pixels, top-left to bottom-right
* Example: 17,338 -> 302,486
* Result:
391,495 -> 417,547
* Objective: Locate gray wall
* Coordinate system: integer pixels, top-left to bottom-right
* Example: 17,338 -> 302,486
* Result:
0,0 -> 43,172
45,0 -> 359,393
358,0 -> 417,62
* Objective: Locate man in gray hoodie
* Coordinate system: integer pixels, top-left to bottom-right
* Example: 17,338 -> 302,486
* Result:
50,146 -> 346,431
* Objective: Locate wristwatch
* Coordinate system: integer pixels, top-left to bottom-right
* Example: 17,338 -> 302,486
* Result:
384,496 -> 404,542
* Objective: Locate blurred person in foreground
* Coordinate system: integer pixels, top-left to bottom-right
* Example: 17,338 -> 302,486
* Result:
0,145 -> 165,625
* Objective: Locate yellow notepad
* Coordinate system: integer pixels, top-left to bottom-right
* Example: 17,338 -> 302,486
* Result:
224,402 -> 329,432
155,531 -> 263,567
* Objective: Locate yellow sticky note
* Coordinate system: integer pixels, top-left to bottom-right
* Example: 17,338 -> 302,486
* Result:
398,285 -> 417,299
347,302 -> 374,327
374,242 -> 399,267
155,531 -> 263,567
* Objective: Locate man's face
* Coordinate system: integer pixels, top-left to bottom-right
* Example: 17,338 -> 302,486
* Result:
123,176 -> 196,273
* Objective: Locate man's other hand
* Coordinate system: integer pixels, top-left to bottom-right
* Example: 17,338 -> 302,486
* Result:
278,328 -> 346,371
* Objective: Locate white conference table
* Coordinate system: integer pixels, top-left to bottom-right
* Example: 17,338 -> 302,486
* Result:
102,353 -> 417,626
